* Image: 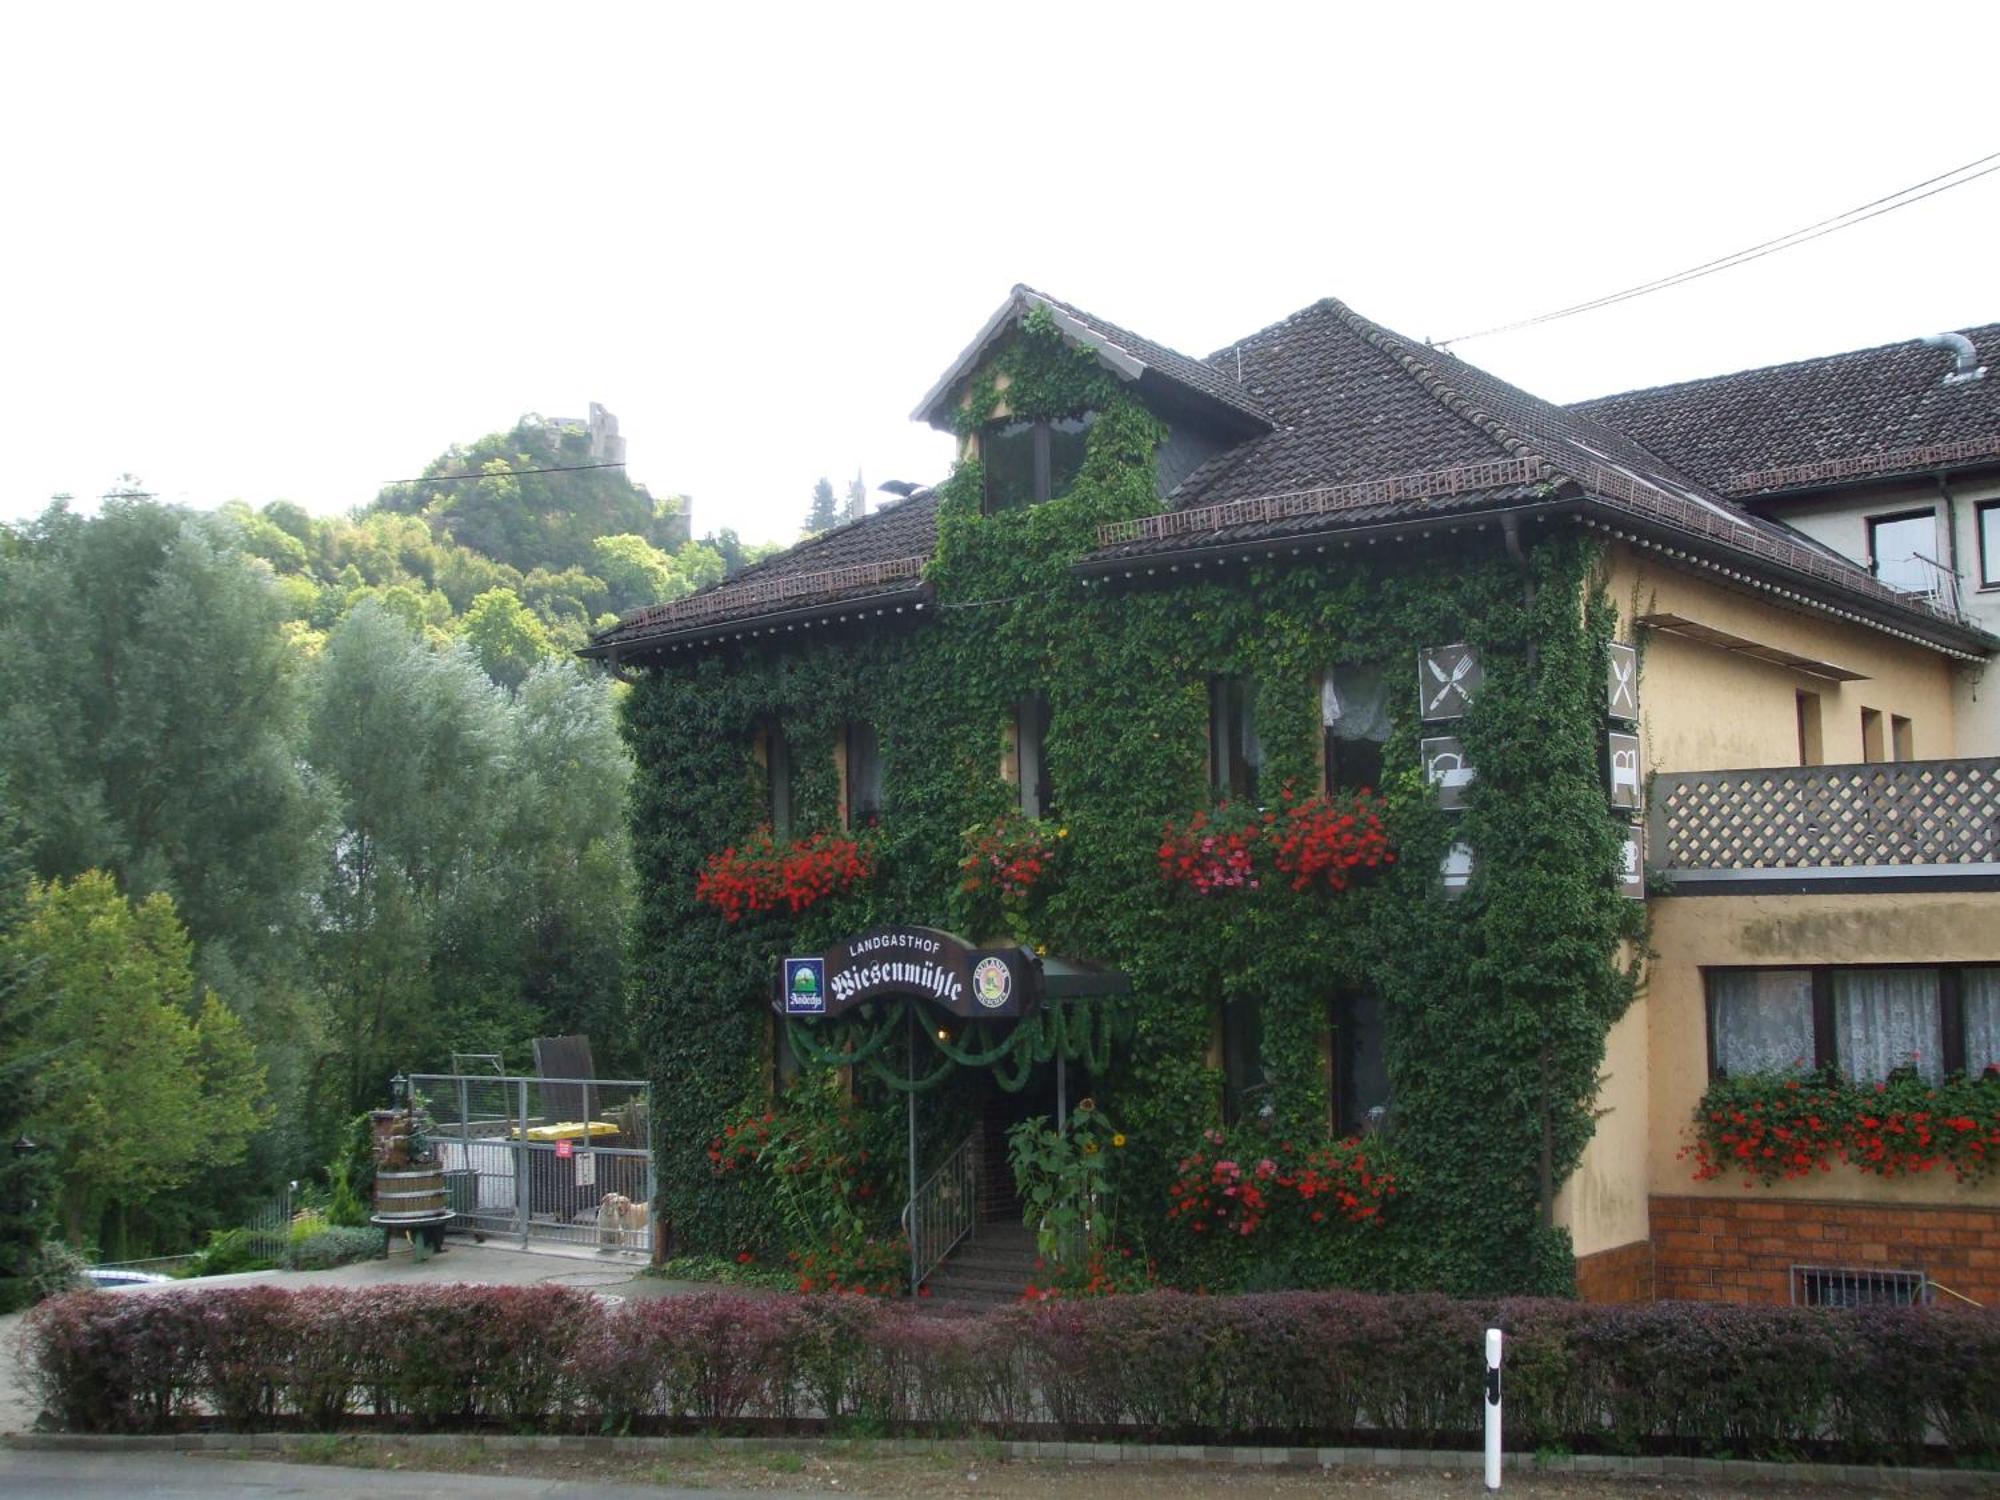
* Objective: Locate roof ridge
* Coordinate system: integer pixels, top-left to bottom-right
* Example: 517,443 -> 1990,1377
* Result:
1318,299 -> 1551,470
1570,321 -> 2000,409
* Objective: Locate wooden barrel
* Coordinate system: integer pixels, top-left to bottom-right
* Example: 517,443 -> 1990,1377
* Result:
373,1166 -> 447,1222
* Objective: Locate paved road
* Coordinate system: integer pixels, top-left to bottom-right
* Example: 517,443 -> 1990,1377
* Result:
0,1448 -> 804,1498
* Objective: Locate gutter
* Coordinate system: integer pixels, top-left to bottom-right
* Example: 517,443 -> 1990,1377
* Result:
1074,492 -> 1998,658
576,584 -> 935,663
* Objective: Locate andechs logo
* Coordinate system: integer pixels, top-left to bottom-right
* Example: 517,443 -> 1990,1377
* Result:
784,958 -> 826,1014
971,956 -> 1012,1011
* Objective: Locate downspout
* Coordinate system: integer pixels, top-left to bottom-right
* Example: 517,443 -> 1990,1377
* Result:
1503,512 -> 1555,1231
603,650 -> 641,686
1935,474 -> 1961,605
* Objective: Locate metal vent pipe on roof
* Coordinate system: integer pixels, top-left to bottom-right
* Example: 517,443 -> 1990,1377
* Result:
1920,332 -> 1986,385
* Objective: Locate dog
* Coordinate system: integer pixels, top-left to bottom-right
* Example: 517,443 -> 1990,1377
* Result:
595,1192 -> 651,1247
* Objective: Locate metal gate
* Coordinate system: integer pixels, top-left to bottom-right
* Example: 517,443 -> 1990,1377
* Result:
410,1073 -> 654,1254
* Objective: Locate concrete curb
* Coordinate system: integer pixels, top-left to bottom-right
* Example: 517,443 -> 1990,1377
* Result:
6,1430 -> 1997,1488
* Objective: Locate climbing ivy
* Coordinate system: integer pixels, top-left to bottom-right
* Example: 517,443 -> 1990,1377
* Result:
623,308 -> 1645,1293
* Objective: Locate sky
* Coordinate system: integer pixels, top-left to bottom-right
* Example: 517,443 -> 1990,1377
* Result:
5,2 -> 1998,546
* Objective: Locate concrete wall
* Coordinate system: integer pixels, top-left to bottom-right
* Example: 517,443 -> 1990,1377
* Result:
1753,473 -> 2000,756
1605,545 -> 1962,771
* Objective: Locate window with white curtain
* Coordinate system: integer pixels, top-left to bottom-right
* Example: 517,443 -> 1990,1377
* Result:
1709,969 -> 1815,1076
1706,964 -> 2000,1082
1831,969 -> 1942,1083
1966,968 -> 2000,1075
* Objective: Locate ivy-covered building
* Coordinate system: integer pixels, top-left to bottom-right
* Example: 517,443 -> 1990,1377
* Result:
584,288 -> 2000,1303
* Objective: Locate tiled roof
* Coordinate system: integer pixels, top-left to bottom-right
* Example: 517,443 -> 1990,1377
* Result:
1569,325 -> 2000,496
1084,297 -> 1989,651
1020,287 -> 1274,429
582,492 -> 938,656
912,286 -> 1273,433
586,290 -> 1998,662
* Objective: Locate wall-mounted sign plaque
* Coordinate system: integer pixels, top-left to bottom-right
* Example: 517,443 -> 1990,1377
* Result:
1606,731 -> 1642,812
1440,841 -> 1475,895
1419,644 -> 1482,721
1420,735 -> 1475,811
1618,823 -> 1645,900
1607,642 -> 1639,723
775,926 -> 1043,1021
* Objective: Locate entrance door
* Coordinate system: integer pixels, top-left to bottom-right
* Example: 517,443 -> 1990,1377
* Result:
978,1059 -> 1085,1224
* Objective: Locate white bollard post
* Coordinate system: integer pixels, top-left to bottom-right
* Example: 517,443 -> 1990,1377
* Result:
1484,1326 -> 1503,1491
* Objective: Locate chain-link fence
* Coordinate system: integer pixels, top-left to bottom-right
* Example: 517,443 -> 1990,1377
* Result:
411,1074 -> 653,1254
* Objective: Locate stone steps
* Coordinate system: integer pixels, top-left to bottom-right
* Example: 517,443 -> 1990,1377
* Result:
920,1222 -> 1038,1308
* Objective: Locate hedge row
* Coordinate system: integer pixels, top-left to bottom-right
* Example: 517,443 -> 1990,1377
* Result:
23,1285 -> 2000,1461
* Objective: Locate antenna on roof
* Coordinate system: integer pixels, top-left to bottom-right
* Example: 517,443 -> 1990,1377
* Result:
1235,347 -> 1243,382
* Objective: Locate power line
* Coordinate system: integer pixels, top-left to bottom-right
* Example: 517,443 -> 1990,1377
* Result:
1438,149 -> 2000,347
382,460 -> 628,487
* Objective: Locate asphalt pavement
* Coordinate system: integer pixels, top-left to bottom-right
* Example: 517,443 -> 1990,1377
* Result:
0,1448 -> 807,1498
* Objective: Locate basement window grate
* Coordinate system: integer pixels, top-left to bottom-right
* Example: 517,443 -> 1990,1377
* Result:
1791,1264 -> 1930,1308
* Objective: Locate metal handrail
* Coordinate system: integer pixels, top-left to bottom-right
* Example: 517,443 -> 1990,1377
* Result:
902,1132 -> 978,1294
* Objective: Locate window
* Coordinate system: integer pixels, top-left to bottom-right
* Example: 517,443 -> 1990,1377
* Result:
1795,691 -> 1823,766
1979,500 -> 2000,589
1709,968 -> 1818,1076
1966,968 -> 2000,1074
1330,990 -> 1390,1136
1209,676 -> 1262,800
761,722 -> 793,840
1016,693 -> 1053,819
1892,714 -> 1914,761
1706,966 -> 2000,1081
843,720 -> 882,827
982,414 -> 1095,511
1861,707 -> 1886,763
1322,666 -> 1391,794
1832,969 -> 1943,1083
1793,1266 -> 1929,1308
1868,509 -> 1938,595
1220,998 -> 1267,1126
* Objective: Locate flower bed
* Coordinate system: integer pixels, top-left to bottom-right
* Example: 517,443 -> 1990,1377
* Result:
1685,1067 -> 2000,1186
693,827 -> 872,923
23,1284 -> 2000,1462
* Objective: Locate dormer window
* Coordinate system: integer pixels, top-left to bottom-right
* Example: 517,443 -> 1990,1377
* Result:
983,414 -> 1095,512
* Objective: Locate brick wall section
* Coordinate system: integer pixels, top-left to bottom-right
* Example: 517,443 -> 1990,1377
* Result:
1650,1194 -> 2000,1307
1574,1238 -> 1655,1303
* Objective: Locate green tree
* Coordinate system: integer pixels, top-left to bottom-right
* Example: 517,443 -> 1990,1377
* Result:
805,476 -> 840,536
9,873 -> 269,1250
306,603 -> 519,1120
461,587 -> 553,692
0,790 -> 56,1287
503,663 -> 634,1067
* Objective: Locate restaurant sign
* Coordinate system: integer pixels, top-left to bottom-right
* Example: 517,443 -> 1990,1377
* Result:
776,926 -> 1043,1021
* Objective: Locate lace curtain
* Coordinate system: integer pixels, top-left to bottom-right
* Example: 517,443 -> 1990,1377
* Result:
1709,969 -> 1813,1075
1321,666 -> 1392,742
1832,968 -> 1941,1083
1965,967 -> 2000,1075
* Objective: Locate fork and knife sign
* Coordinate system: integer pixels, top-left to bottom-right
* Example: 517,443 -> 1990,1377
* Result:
1424,650 -> 1479,716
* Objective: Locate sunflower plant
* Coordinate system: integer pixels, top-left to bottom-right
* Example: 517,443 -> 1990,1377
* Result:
1006,1097 -> 1124,1265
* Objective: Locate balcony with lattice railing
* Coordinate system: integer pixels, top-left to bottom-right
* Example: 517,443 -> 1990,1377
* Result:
1648,758 -> 2000,891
